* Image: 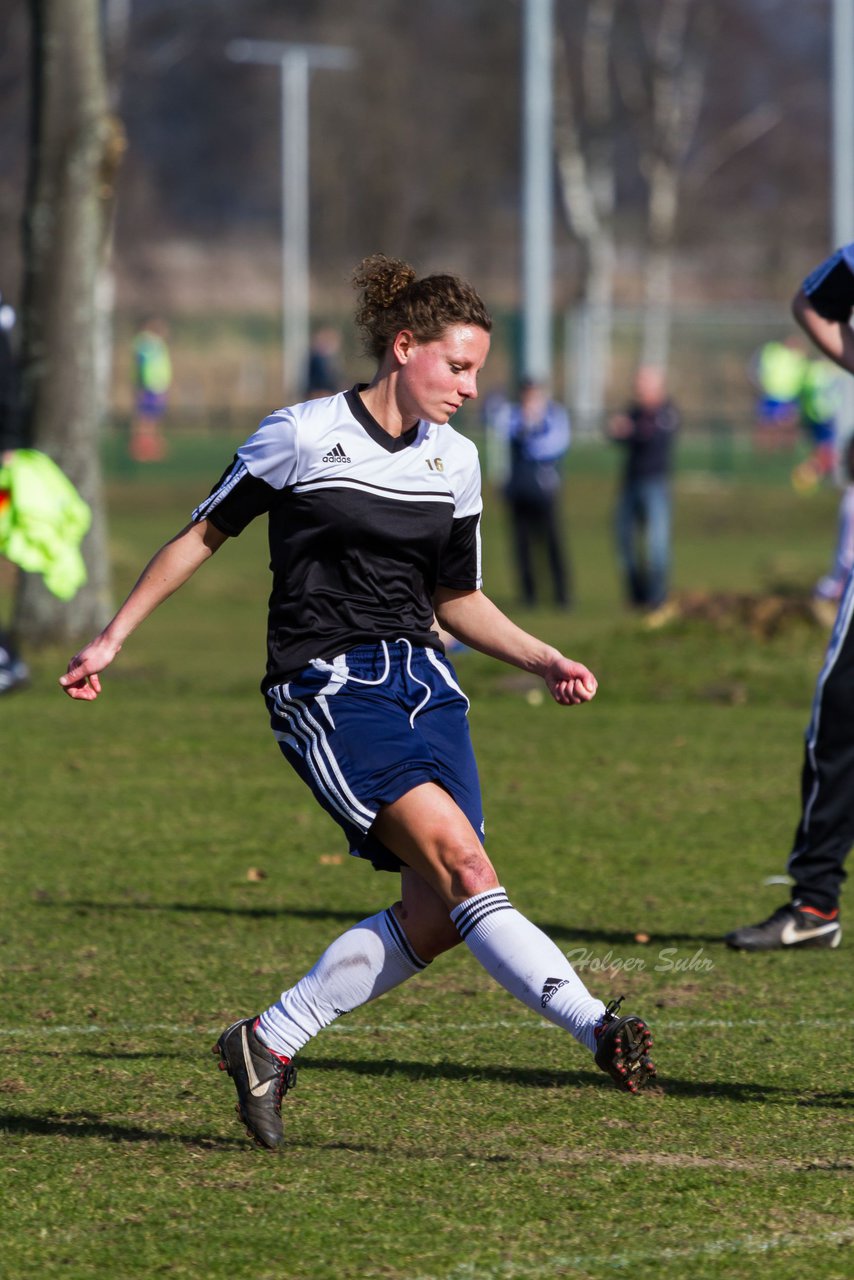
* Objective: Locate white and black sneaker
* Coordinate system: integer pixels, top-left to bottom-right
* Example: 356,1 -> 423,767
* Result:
213,1017 -> 297,1149
724,902 -> 841,951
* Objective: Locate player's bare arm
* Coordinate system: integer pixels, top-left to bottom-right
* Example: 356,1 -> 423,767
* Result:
60,518 -> 229,700
433,585 -> 597,706
792,289 -> 854,376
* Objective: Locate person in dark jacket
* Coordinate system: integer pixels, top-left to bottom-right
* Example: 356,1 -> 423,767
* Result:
607,366 -> 679,610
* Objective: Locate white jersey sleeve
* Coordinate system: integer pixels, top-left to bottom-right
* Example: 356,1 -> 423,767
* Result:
237,409 -> 300,489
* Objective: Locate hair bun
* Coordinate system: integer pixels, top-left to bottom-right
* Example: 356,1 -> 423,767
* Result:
352,254 -> 416,310
352,252 -> 491,360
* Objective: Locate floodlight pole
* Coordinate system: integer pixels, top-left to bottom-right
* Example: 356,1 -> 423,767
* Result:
521,0 -> 554,386
832,0 -> 854,433
832,0 -> 854,248
227,39 -> 356,397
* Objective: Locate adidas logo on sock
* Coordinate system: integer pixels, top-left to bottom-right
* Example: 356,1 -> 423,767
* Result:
541,976 -> 569,1008
322,442 -> 351,463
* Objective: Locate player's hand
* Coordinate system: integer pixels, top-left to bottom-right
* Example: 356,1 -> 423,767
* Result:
543,654 -> 598,706
59,636 -> 121,700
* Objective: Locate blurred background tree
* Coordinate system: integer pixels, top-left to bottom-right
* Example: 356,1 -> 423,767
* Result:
0,0 -> 840,643
15,0 -> 125,644
0,0 -> 831,316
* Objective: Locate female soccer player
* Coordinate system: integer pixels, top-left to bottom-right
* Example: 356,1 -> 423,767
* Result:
61,255 -> 655,1148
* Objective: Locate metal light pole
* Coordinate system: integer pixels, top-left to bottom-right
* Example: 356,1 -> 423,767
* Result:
832,0 -> 854,248
832,0 -> 854,434
521,0 -> 554,386
227,39 -> 356,398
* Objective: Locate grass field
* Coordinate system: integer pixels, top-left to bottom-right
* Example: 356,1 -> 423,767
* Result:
1,438 -> 852,1279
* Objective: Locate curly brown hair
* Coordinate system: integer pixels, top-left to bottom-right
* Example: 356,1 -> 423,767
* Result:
352,253 -> 492,360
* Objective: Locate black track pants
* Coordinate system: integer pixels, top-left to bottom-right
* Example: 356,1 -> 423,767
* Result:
787,572 -> 854,911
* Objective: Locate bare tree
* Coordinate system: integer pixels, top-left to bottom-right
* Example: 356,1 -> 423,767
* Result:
16,0 -> 122,645
621,0 -> 710,370
554,0 -> 619,433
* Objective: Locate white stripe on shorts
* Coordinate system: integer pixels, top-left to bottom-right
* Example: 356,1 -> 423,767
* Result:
424,646 -> 471,713
272,687 -> 376,829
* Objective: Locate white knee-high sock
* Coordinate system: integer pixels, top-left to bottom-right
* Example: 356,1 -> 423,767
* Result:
450,887 -> 605,1052
256,908 -> 427,1059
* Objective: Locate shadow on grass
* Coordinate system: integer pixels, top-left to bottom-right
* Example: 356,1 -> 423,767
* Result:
13,1048 -> 850,1107
36,899 -> 366,925
0,1111 -> 246,1148
298,1054 -> 854,1107
13,1046 -> 850,1109
36,899 -> 728,946
3,1070 -> 849,1151
2,1047 -> 206,1063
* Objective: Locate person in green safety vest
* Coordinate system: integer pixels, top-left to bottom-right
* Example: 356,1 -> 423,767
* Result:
750,334 -> 807,454
130,316 -> 172,462
791,357 -> 840,492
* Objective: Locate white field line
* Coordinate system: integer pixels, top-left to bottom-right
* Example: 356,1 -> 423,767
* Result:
416,1228 -> 854,1280
1,1015 -> 853,1038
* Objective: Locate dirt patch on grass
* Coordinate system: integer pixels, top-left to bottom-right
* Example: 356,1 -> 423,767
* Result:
646,590 -> 829,640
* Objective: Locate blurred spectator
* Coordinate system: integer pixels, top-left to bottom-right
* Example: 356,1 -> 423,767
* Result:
480,386 -> 511,487
749,334 -> 806,454
0,294 -> 29,693
792,357 -> 840,493
607,366 -> 679,611
495,378 -> 572,609
305,326 -> 343,399
130,317 -> 172,462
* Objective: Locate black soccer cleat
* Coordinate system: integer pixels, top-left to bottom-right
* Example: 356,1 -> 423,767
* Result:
724,901 -> 841,952
213,1017 -> 297,1150
593,996 -> 656,1093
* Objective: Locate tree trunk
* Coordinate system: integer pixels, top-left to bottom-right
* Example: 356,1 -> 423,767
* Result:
16,0 -> 119,647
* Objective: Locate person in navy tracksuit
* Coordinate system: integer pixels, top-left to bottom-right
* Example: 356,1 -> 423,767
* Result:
726,245 -> 854,951
496,378 -> 572,608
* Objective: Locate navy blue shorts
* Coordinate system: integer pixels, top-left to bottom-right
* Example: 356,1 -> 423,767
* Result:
136,389 -> 167,417
265,640 -> 485,873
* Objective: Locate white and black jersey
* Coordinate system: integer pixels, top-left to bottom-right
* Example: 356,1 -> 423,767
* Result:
193,386 -> 483,689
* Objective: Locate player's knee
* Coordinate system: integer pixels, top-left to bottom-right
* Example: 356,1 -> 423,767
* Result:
444,845 -> 498,902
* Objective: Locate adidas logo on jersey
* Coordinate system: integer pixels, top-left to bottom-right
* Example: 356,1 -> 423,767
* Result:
322,442 -> 351,463
541,976 -> 569,1008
